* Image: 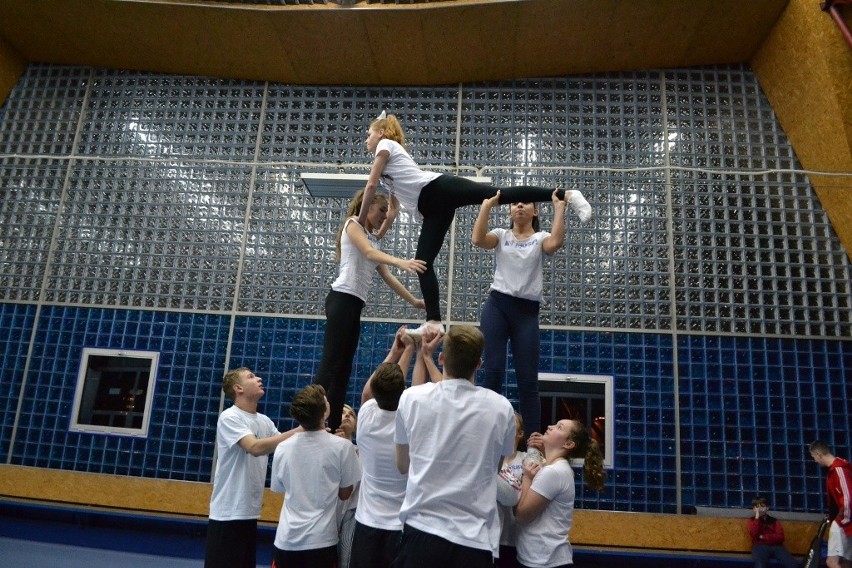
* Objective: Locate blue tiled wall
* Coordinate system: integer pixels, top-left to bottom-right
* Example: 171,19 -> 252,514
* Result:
0,303 -> 36,460
679,335 -> 851,512
11,307 -> 230,480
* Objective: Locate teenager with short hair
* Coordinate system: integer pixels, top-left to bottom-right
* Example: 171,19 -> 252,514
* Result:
270,384 -> 361,568
204,367 -> 301,568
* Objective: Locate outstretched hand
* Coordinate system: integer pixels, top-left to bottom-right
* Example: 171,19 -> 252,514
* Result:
399,258 -> 427,275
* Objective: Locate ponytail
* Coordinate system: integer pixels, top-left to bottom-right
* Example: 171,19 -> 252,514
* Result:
370,113 -> 407,147
568,422 -> 607,492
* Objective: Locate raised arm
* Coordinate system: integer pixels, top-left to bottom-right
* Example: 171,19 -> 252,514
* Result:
472,191 -> 501,250
362,326 -> 416,404
374,193 -> 400,240
358,150 -> 390,227
542,189 -> 567,255
412,329 -> 444,387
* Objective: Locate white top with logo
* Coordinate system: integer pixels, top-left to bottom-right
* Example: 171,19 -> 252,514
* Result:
489,228 -> 551,303
332,217 -> 379,302
516,459 -> 576,567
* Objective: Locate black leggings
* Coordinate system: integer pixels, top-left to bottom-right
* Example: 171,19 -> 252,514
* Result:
314,289 -> 365,432
416,174 -> 563,321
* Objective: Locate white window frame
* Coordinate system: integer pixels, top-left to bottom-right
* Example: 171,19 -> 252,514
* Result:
538,372 -> 614,469
69,348 -> 159,437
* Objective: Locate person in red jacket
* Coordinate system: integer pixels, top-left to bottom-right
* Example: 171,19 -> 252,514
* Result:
810,441 -> 852,568
747,497 -> 799,568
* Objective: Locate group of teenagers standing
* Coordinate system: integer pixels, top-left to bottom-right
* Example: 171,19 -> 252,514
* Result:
205,112 -> 603,568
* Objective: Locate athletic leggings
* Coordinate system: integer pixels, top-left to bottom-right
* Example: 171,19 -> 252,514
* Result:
314,289 -> 365,432
479,290 -> 542,434
416,174 -> 562,321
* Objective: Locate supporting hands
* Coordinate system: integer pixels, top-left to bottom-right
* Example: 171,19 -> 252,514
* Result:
412,327 -> 444,386
420,328 -> 444,358
387,325 -> 411,361
483,190 -> 501,209
522,459 -> 542,482
472,190 -> 501,249
526,432 -> 545,453
553,188 -> 568,210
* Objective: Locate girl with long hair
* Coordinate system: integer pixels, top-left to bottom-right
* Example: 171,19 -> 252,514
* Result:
515,420 -> 606,568
472,190 -> 568,436
314,189 -> 426,432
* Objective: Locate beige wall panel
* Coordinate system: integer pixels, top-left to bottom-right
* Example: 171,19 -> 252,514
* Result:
0,465 -> 820,555
752,0 -> 852,257
0,35 -> 25,107
571,510 -> 818,555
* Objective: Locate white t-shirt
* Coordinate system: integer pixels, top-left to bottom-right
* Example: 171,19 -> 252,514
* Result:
395,379 -> 516,555
208,405 -> 279,521
271,430 -> 362,551
516,459 -> 575,568
332,217 -> 379,303
375,138 -> 441,219
496,451 -> 526,547
355,399 -> 408,531
489,228 -> 551,302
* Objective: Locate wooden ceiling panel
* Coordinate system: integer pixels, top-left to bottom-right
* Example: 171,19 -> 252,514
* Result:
0,0 -> 789,85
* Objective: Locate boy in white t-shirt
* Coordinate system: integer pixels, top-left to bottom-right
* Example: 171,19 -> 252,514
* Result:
271,384 -> 361,568
204,367 -> 302,568
394,324 -> 517,568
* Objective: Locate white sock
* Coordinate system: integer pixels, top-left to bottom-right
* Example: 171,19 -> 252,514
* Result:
568,190 -> 592,222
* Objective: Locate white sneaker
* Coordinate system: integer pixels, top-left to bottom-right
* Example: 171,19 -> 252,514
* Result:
567,190 -> 593,223
405,321 -> 445,343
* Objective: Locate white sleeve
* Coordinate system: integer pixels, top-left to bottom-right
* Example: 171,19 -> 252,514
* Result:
341,442 -> 362,488
270,445 -> 287,494
394,392 -> 410,445
529,465 -> 564,502
218,411 -> 253,449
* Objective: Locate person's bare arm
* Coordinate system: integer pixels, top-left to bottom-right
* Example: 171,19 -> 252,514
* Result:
514,461 -> 550,523
237,426 -> 303,457
472,191 -> 501,250
358,150 -> 390,227
542,189 -> 567,255
395,444 -> 411,474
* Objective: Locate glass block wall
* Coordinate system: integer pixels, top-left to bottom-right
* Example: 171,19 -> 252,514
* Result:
0,63 -> 849,513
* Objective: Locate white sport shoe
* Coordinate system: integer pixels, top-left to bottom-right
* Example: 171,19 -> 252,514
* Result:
405,321 -> 445,343
567,190 -> 593,223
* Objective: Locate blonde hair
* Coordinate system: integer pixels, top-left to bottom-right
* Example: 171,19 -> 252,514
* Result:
335,190 -> 389,260
370,113 -> 406,147
222,367 -> 249,401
